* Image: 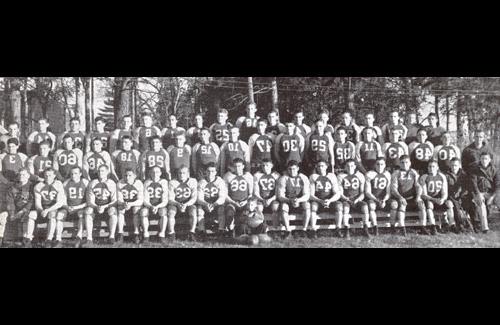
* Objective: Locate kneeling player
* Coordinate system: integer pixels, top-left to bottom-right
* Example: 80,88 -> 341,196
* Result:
309,160 -> 341,239
34,168 -> 67,248
141,167 -> 169,243
276,160 -> 311,238
420,160 -> 453,235
364,158 -> 392,236
338,160 -> 369,238
168,166 -> 198,241
390,155 -> 425,236
117,169 -> 144,243
197,163 -> 227,236
63,167 -> 89,248
253,159 -> 280,227
85,165 -> 118,245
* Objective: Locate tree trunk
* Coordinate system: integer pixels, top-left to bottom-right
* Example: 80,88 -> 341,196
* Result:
445,95 -> 450,131
271,77 -> 279,113
91,77 -> 95,128
434,95 -> 440,126
75,77 -> 86,131
114,77 -> 132,127
248,77 -> 255,104
21,78 -> 28,138
81,77 -> 91,133
344,77 -> 355,113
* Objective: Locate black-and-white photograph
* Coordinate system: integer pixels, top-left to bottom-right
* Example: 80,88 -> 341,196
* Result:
0,77 -> 498,248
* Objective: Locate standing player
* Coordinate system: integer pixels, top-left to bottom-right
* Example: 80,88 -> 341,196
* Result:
219,127 -> 250,175
235,102 -> 260,143
303,119 -> 335,174
265,109 -> 286,138
58,118 -> 85,151
311,109 -> 335,136
408,128 -> 435,175
116,168 -> 144,244
0,138 -> 28,185
309,160 -> 341,239
332,127 -> 356,174
26,118 -> 56,156
141,167 -> 169,243
253,159 -> 281,228
27,141 -> 53,183
420,159 -> 451,235
0,122 -> 24,153
63,167 -> 89,248
335,111 -> 361,144
110,114 -> 135,154
426,113 -> 446,146
382,128 -> 409,172
85,117 -> 111,153
186,114 -> 205,146
85,165 -> 118,245
355,127 -> 383,173
381,111 -> 408,144
134,112 -> 162,153
210,109 -> 232,147
390,155 -> 425,236
191,128 -> 220,180
197,163 -> 228,236
433,132 -> 461,173
112,135 -> 141,181
405,112 -> 423,145
223,159 -> 254,237
462,130 -> 494,174
33,169 -> 67,248
338,160 -> 369,238
140,136 -> 170,181
248,119 -> 274,174
293,111 -> 311,137
276,161 -> 311,238
167,166 -> 198,241
364,158 -> 392,236
82,138 -> 117,181
445,158 -> 473,233
360,112 -> 383,145
162,115 -> 186,149
53,135 -> 84,181
274,122 -> 305,173
167,132 -> 192,175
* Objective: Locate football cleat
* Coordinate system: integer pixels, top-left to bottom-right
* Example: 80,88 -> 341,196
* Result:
363,226 -> 370,238
53,240 -> 63,248
373,226 -> 379,236
344,228 -> 351,239
44,240 -> 53,249
23,238 -> 32,248
74,239 -> 82,248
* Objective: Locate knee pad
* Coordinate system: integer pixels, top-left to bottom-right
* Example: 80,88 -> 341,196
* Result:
167,209 -> 177,219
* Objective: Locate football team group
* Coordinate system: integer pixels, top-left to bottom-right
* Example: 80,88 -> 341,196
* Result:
0,102 -> 497,248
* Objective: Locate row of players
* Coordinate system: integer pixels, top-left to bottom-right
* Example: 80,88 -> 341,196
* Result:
0,113 -> 467,187
0,148 -> 497,248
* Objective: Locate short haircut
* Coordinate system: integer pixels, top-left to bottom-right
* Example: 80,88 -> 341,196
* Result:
91,137 -> 103,145
428,113 -> 437,118
287,160 -> 300,168
122,114 -> 132,120
336,126 -> 347,133
63,134 -> 74,141
200,127 -> 211,133
375,157 -> 386,163
268,109 -> 279,116
39,140 -> 51,148
7,138 -> 19,146
232,158 -> 245,166
316,160 -> 328,166
345,159 -> 356,166
95,117 -> 106,124
258,119 -> 268,125
8,122 -> 19,128
262,158 -> 273,165
400,155 -> 410,161
342,111 -> 352,117
480,152 -> 492,158
417,128 -> 428,134
39,118 -> 49,123
70,166 -> 82,173
149,135 -> 162,146
218,109 -> 228,115
205,162 -> 217,170
428,159 -> 439,166
70,117 -> 80,123
123,168 -> 136,175
121,135 -> 133,142
44,168 -> 56,175
450,158 -> 461,164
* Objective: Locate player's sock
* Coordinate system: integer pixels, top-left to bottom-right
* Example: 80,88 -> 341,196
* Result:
47,218 -> 56,241
344,228 -> 351,239
55,220 -> 64,241
77,218 -> 84,239
363,224 -> 370,237
109,214 -> 118,239
373,225 -> 379,236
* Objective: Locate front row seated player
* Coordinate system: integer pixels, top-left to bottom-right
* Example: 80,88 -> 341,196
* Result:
85,164 -> 118,245
141,166 -> 169,243
309,160 -> 341,239
63,167 -> 89,248
167,166 -> 198,241
445,158 -> 474,233
364,157 -> 392,236
253,159 -> 280,227
197,163 -> 228,236
276,160 -> 311,239
389,155 -> 426,236
117,168 -> 144,244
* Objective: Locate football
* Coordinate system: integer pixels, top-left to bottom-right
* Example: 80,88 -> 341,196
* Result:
247,217 -> 263,228
258,234 -> 272,244
248,235 -> 260,246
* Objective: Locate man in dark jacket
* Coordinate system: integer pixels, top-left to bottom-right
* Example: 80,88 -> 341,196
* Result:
468,152 -> 499,233
445,158 -> 474,233
462,131 -> 494,175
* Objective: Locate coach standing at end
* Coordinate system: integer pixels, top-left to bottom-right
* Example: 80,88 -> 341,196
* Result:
462,131 -> 495,175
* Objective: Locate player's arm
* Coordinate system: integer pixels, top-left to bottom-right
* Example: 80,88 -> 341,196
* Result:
130,181 -> 144,207
248,135 -> 256,163
241,142 -> 251,169
26,157 -> 37,179
26,132 -> 36,155
82,153 -> 91,180
168,181 -> 181,208
219,143 -> 227,176
364,173 -> 378,202
235,116 -> 244,128
439,174 -> 448,205
45,182 -> 67,213
309,175 -> 322,204
414,172 -> 423,201
375,142 -> 384,158
390,171 -> 403,200
298,134 -> 305,158
328,174 -> 341,203
191,144 -> 199,176
433,145 -> 442,159
104,152 -> 118,181
303,134 -> 311,157
245,174 -> 254,199
296,175 -> 310,203
196,181 -> 209,208
453,145 -> 461,160
34,184 -> 44,213
353,174 -> 365,204
143,181 -> 153,209
86,181 -> 98,209
84,134 -> 92,154
327,134 -> 335,170
212,143 -> 221,170
276,176 -> 289,204
382,173 -> 391,203
253,175 -> 264,202
273,134 -> 283,166
162,150 -> 171,179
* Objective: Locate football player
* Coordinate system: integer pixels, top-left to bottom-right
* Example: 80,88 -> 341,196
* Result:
166,132 -> 192,175
332,126 -> 356,174
197,163 -> 228,236
265,109 -> 286,138
248,119 -> 274,174
58,118 -> 85,151
63,167 -> 89,248
335,111 -> 361,144
303,119 -> 335,174
53,134 -> 84,181
381,111 -> 408,144
0,138 -> 28,186
26,118 -> 56,156
85,117 -> 111,153
355,127 -> 383,173
293,111 -> 311,137
134,112 -> 162,152
109,114 -> 135,153
141,166 -> 169,243
364,158 -> 392,236
235,102 -> 260,143
382,128 -> 409,172
433,132 -> 461,173
409,128 -> 435,175
209,109 -> 232,147
27,140 -> 53,183
162,115 -> 186,149
274,122 -> 305,173
426,113 -> 446,146
191,128 -> 220,180
186,114 -> 204,146
117,168 -> 144,244
112,135 -> 141,181
219,127 -> 250,175
83,138 -> 117,181
253,159 -> 281,227
311,109 -> 335,135
360,112 -> 383,144
140,136 -> 170,181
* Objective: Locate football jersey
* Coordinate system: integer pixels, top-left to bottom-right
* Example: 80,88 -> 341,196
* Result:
136,126 -> 161,152
89,179 -> 116,206
434,145 -> 460,172
310,173 -> 337,200
143,150 -> 169,178
30,155 -> 53,178
55,149 -> 81,180
222,141 -> 246,170
365,170 -> 391,200
409,142 -> 434,172
168,145 -> 191,173
29,131 -> 54,155
338,172 -> 365,200
113,149 -> 140,180
170,178 -> 197,204
426,126 -> 446,146
118,180 -> 142,203
392,169 -> 419,198
333,142 -> 355,170
62,132 -> 85,150
420,173 -> 446,198
254,172 -> 279,200
145,180 -> 167,206
86,152 -> 108,180
278,134 -> 303,165
249,134 -> 273,165
266,124 -> 284,138
384,142 -> 407,170
64,179 -> 87,207
198,177 -> 226,204
283,175 -> 307,199
195,143 -> 219,168
238,116 -> 260,142
340,123 -> 360,143
36,181 -> 64,209
210,123 -> 232,147
357,141 -> 381,171
162,127 -> 185,149
88,131 -> 111,152
1,153 -> 26,182
307,133 -> 331,164
225,173 -> 252,202
361,126 -> 382,143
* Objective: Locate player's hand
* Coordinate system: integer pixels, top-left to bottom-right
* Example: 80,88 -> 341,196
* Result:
416,197 -> 423,205
239,200 -> 248,208
380,200 -> 386,209
207,204 -> 214,212
292,199 -> 299,208
400,198 -> 407,206
152,207 -> 158,215
476,193 -> 485,203
180,204 -> 186,213
67,206 -> 74,213
98,206 -> 106,214
265,199 -> 273,208
487,196 -> 495,207
124,203 -> 131,210
323,199 -> 331,208
437,198 -> 446,206
41,210 -> 49,219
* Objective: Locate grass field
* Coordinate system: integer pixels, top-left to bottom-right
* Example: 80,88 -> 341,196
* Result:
4,216 -> 499,248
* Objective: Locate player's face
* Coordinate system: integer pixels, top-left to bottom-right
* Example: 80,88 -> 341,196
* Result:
195,115 -> 203,128
39,120 -> 49,132
200,130 -> 210,143
294,113 -> 304,125
234,163 -> 244,175
8,125 -> 19,137
390,112 -> 399,125
178,168 -> 189,182
288,165 -> 299,177
122,139 -> 133,151
480,155 -> 491,168
268,113 -> 278,125
400,158 -> 411,171
316,121 -> 325,133
45,171 -> 56,183
96,120 -> 105,132
342,113 -> 351,126
217,112 -> 228,124
346,162 -> 356,175
319,113 -> 329,124
71,168 -> 82,182
98,167 -> 109,180
451,160 -> 460,174
365,114 -> 374,126
257,121 -> 267,134
317,162 -> 328,175
230,128 -> 239,142
64,137 -> 74,150
417,131 -> 427,143
375,159 -> 386,173
337,130 -> 347,142
7,143 -> 18,154
169,116 -> 177,127
247,103 -> 257,116
152,139 -> 162,151
19,170 -> 30,184
143,115 -> 153,127
70,120 -> 80,132
365,128 -> 374,142
475,132 -> 486,145
206,167 -> 217,182
262,162 -> 273,174
428,162 -> 438,175
92,140 -> 103,152
125,171 -> 136,184
151,167 -> 161,181
442,133 -> 451,145
248,200 -> 257,212
40,145 -> 50,157
175,135 -> 185,147
429,116 -> 437,127
122,117 -> 133,130
408,113 -> 417,124
286,123 -> 295,135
